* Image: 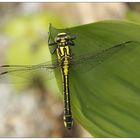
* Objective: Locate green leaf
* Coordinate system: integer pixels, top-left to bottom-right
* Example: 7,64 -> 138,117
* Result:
50,20 -> 140,137
126,10 -> 140,24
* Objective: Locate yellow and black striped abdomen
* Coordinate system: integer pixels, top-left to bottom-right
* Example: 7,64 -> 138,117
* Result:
62,51 -> 73,129
63,74 -> 73,129
56,46 -> 73,129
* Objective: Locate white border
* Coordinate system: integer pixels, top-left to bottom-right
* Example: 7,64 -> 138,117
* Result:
0,0 -> 140,2
0,1 -> 139,139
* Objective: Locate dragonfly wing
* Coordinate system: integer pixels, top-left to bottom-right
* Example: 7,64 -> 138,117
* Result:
0,59 -> 60,84
71,41 -> 140,72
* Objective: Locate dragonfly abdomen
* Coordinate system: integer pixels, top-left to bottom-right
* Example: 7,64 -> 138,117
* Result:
63,74 -> 73,129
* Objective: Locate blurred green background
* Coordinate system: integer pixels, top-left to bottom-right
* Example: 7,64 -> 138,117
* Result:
0,2 -> 140,137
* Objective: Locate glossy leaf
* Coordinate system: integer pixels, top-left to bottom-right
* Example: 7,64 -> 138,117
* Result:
50,20 -> 140,137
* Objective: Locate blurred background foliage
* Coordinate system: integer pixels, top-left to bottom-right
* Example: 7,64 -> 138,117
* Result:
0,2 -> 140,137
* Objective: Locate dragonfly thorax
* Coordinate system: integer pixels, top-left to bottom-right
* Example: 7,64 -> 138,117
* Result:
56,46 -> 71,58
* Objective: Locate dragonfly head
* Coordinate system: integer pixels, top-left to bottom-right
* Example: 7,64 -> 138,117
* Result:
55,33 -> 70,45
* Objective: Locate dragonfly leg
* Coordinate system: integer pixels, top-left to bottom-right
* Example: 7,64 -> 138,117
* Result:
50,46 -> 57,54
48,42 -> 57,46
67,33 -> 76,40
68,40 -> 75,46
48,38 -> 57,54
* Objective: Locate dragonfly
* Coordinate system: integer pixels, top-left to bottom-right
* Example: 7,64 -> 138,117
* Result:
0,25 -> 139,129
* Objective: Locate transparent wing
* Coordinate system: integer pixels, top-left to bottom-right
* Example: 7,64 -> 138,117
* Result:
1,41 -> 139,84
0,59 -> 60,84
71,41 -> 140,72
